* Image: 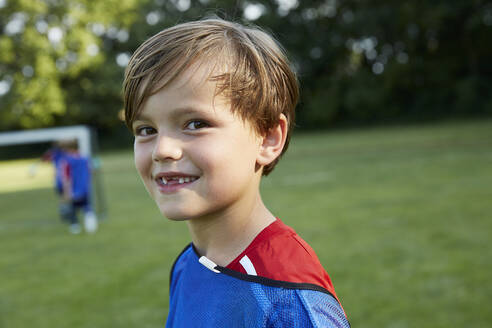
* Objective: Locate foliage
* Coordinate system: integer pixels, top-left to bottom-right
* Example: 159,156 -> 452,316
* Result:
1,0 -> 491,133
258,0 -> 492,127
0,0 -> 140,130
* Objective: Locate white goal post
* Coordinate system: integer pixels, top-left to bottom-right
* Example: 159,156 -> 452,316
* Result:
0,125 -> 107,219
0,125 -> 93,157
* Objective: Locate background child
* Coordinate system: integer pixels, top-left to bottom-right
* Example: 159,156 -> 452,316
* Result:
42,140 -> 97,234
124,18 -> 349,326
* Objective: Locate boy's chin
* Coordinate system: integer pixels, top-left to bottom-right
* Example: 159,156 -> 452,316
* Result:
158,206 -> 193,221
164,215 -> 190,222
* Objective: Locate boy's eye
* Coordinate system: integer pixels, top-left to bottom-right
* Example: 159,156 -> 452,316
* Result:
185,120 -> 209,130
135,126 -> 156,136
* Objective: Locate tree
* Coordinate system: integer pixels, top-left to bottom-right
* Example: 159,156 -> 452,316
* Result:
0,0 -> 140,130
262,1 -> 492,126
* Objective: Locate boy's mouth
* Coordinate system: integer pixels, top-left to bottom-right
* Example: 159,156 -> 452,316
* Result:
154,172 -> 200,187
157,176 -> 199,185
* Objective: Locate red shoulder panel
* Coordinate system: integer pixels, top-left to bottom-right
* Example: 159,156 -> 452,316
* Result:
226,219 -> 339,301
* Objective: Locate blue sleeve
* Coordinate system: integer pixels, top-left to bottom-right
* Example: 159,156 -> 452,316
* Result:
297,289 -> 349,328
267,289 -> 350,328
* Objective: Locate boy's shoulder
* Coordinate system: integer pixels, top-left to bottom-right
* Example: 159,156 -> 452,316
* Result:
226,219 -> 338,298
170,219 -> 337,298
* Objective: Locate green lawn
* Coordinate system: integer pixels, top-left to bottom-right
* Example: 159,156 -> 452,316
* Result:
1,119 -> 491,327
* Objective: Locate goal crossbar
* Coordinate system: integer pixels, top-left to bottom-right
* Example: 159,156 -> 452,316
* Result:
0,125 -> 93,157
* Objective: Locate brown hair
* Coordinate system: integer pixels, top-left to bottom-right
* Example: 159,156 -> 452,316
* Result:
123,18 -> 299,175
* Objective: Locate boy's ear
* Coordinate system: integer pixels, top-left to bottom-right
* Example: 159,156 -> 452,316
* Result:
256,113 -> 288,167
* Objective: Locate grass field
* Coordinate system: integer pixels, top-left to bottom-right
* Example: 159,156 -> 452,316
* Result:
1,119 -> 491,327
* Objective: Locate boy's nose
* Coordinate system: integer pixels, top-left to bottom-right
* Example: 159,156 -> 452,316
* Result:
152,135 -> 183,162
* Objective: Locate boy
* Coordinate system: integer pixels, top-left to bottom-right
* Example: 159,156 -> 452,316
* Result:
123,18 -> 349,327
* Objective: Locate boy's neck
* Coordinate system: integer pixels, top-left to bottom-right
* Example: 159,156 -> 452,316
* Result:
186,193 -> 276,267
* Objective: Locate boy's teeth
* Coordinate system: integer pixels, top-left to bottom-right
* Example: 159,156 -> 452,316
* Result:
159,176 -> 197,185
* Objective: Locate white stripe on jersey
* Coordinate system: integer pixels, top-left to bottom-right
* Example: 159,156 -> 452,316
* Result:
239,255 -> 257,276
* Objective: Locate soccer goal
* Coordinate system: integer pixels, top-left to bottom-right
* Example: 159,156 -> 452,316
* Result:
0,125 -> 107,220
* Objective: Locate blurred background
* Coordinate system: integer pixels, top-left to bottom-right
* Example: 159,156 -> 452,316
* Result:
0,0 -> 491,327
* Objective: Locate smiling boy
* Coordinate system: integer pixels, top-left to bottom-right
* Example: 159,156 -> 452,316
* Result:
124,18 -> 349,327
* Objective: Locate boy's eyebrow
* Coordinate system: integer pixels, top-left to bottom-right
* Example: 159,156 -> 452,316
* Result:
170,106 -> 210,117
133,112 -> 154,125
133,106 -> 212,123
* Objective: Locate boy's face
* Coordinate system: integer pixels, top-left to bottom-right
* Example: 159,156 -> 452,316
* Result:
132,63 -> 264,220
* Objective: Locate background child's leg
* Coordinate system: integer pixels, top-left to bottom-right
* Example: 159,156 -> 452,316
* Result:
67,201 -> 81,234
59,201 -> 73,223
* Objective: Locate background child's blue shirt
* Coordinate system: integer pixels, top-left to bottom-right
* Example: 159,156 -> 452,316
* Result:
46,148 -> 90,199
63,154 -> 91,201
166,245 -> 350,328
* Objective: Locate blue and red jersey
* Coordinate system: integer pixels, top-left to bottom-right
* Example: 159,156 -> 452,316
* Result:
166,219 -> 349,327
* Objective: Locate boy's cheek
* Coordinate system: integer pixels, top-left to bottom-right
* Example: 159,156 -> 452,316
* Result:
134,147 -> 151,179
